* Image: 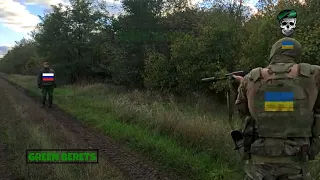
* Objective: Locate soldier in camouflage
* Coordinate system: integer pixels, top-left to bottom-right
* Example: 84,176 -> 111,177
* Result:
37,62 -> 56,108
234,37 -> 320,180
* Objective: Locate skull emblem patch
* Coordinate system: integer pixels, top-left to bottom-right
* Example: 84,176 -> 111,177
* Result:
277,9 -> 297,37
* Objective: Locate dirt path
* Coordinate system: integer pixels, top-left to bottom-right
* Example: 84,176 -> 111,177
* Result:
0,144 -> 12,180
0,77 -> 176,180
0,85 -> 14,180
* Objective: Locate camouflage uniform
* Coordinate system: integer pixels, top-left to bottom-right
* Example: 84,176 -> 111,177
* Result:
235,37 -> 320,180
37,67 -> 56,107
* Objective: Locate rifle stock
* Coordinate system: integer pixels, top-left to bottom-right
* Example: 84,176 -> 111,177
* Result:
231,130 -> 244,150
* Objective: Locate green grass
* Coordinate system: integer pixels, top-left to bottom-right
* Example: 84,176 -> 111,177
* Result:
6,74 -> 320,180
6,74 -> 242,180
0,75 -> 125,180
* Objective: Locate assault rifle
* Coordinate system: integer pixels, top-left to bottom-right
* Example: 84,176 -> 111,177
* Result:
201,70 -> 249,151
201,70 -> 248,127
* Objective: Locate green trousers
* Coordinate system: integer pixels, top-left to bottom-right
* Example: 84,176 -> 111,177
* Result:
41,86 -> 54,105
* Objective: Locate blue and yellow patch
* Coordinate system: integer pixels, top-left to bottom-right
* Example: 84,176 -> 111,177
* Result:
282,41 -> 294,49
264,92 -> 294,111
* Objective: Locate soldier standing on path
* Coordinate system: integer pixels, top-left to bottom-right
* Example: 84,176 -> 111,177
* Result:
37,62 -> 56,108
233,37 -> 320,179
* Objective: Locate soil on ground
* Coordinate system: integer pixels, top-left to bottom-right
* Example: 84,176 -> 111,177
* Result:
0,77 -> 176,180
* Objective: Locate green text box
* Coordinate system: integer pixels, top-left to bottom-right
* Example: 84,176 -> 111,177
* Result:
26,149 -> 99,163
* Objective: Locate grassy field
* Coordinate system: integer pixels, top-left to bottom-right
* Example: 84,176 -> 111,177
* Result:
5,74 -> 320,180
0,75 -> 125,180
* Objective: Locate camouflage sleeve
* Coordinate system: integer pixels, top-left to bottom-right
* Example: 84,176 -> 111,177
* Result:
235,75 -> 250,119
309,66 -> 320,159
37,70 -> 42,85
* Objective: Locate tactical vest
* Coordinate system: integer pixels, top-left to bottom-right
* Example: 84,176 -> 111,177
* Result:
249,63 -> 315,138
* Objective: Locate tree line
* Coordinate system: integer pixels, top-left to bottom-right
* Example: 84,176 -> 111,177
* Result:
0,0 -> 319,94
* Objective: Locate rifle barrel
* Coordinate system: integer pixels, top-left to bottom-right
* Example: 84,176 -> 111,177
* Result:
201,77 -> 216,81
225,71 -> 244,76
201,77 -> 227,82
201,70 -> 247,82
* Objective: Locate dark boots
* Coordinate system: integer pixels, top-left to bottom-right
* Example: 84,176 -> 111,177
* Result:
41,97 -> 53,108
41,103 -> 52,108
41,102 -> 52,108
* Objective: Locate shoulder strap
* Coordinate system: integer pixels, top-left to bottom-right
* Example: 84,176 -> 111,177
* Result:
249,68 -> 261,82
269,63 -> 294,73
299,63 -> 314,77
267,63 -> 296,79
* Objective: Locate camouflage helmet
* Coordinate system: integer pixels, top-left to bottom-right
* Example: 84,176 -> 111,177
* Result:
269,37 -> 302,64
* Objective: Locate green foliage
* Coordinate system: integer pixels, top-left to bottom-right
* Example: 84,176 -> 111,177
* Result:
0,39 -> 39,74
1,0 -> 320,94
144,51 -> 177,92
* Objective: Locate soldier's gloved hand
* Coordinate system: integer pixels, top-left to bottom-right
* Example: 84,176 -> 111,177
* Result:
38,84 -> 42,88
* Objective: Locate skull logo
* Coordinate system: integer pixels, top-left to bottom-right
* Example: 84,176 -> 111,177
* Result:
280,17 -> 296,37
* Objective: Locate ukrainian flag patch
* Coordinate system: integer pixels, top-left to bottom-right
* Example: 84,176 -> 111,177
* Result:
264,92 -> 294,111
282,41 -> 294,49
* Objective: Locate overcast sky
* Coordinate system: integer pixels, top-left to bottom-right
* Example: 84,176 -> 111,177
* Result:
0,0 -> 258,57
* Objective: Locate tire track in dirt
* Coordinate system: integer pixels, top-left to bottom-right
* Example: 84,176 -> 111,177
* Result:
0,87 -> 14,180
0,133 -> 12,180
0,145 -> 11,180
0,77 -> 178,180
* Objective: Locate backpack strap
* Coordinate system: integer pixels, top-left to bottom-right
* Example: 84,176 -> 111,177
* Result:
265,63 -> 295,79
249,68 -> 261,82
299,63 -> 314,77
